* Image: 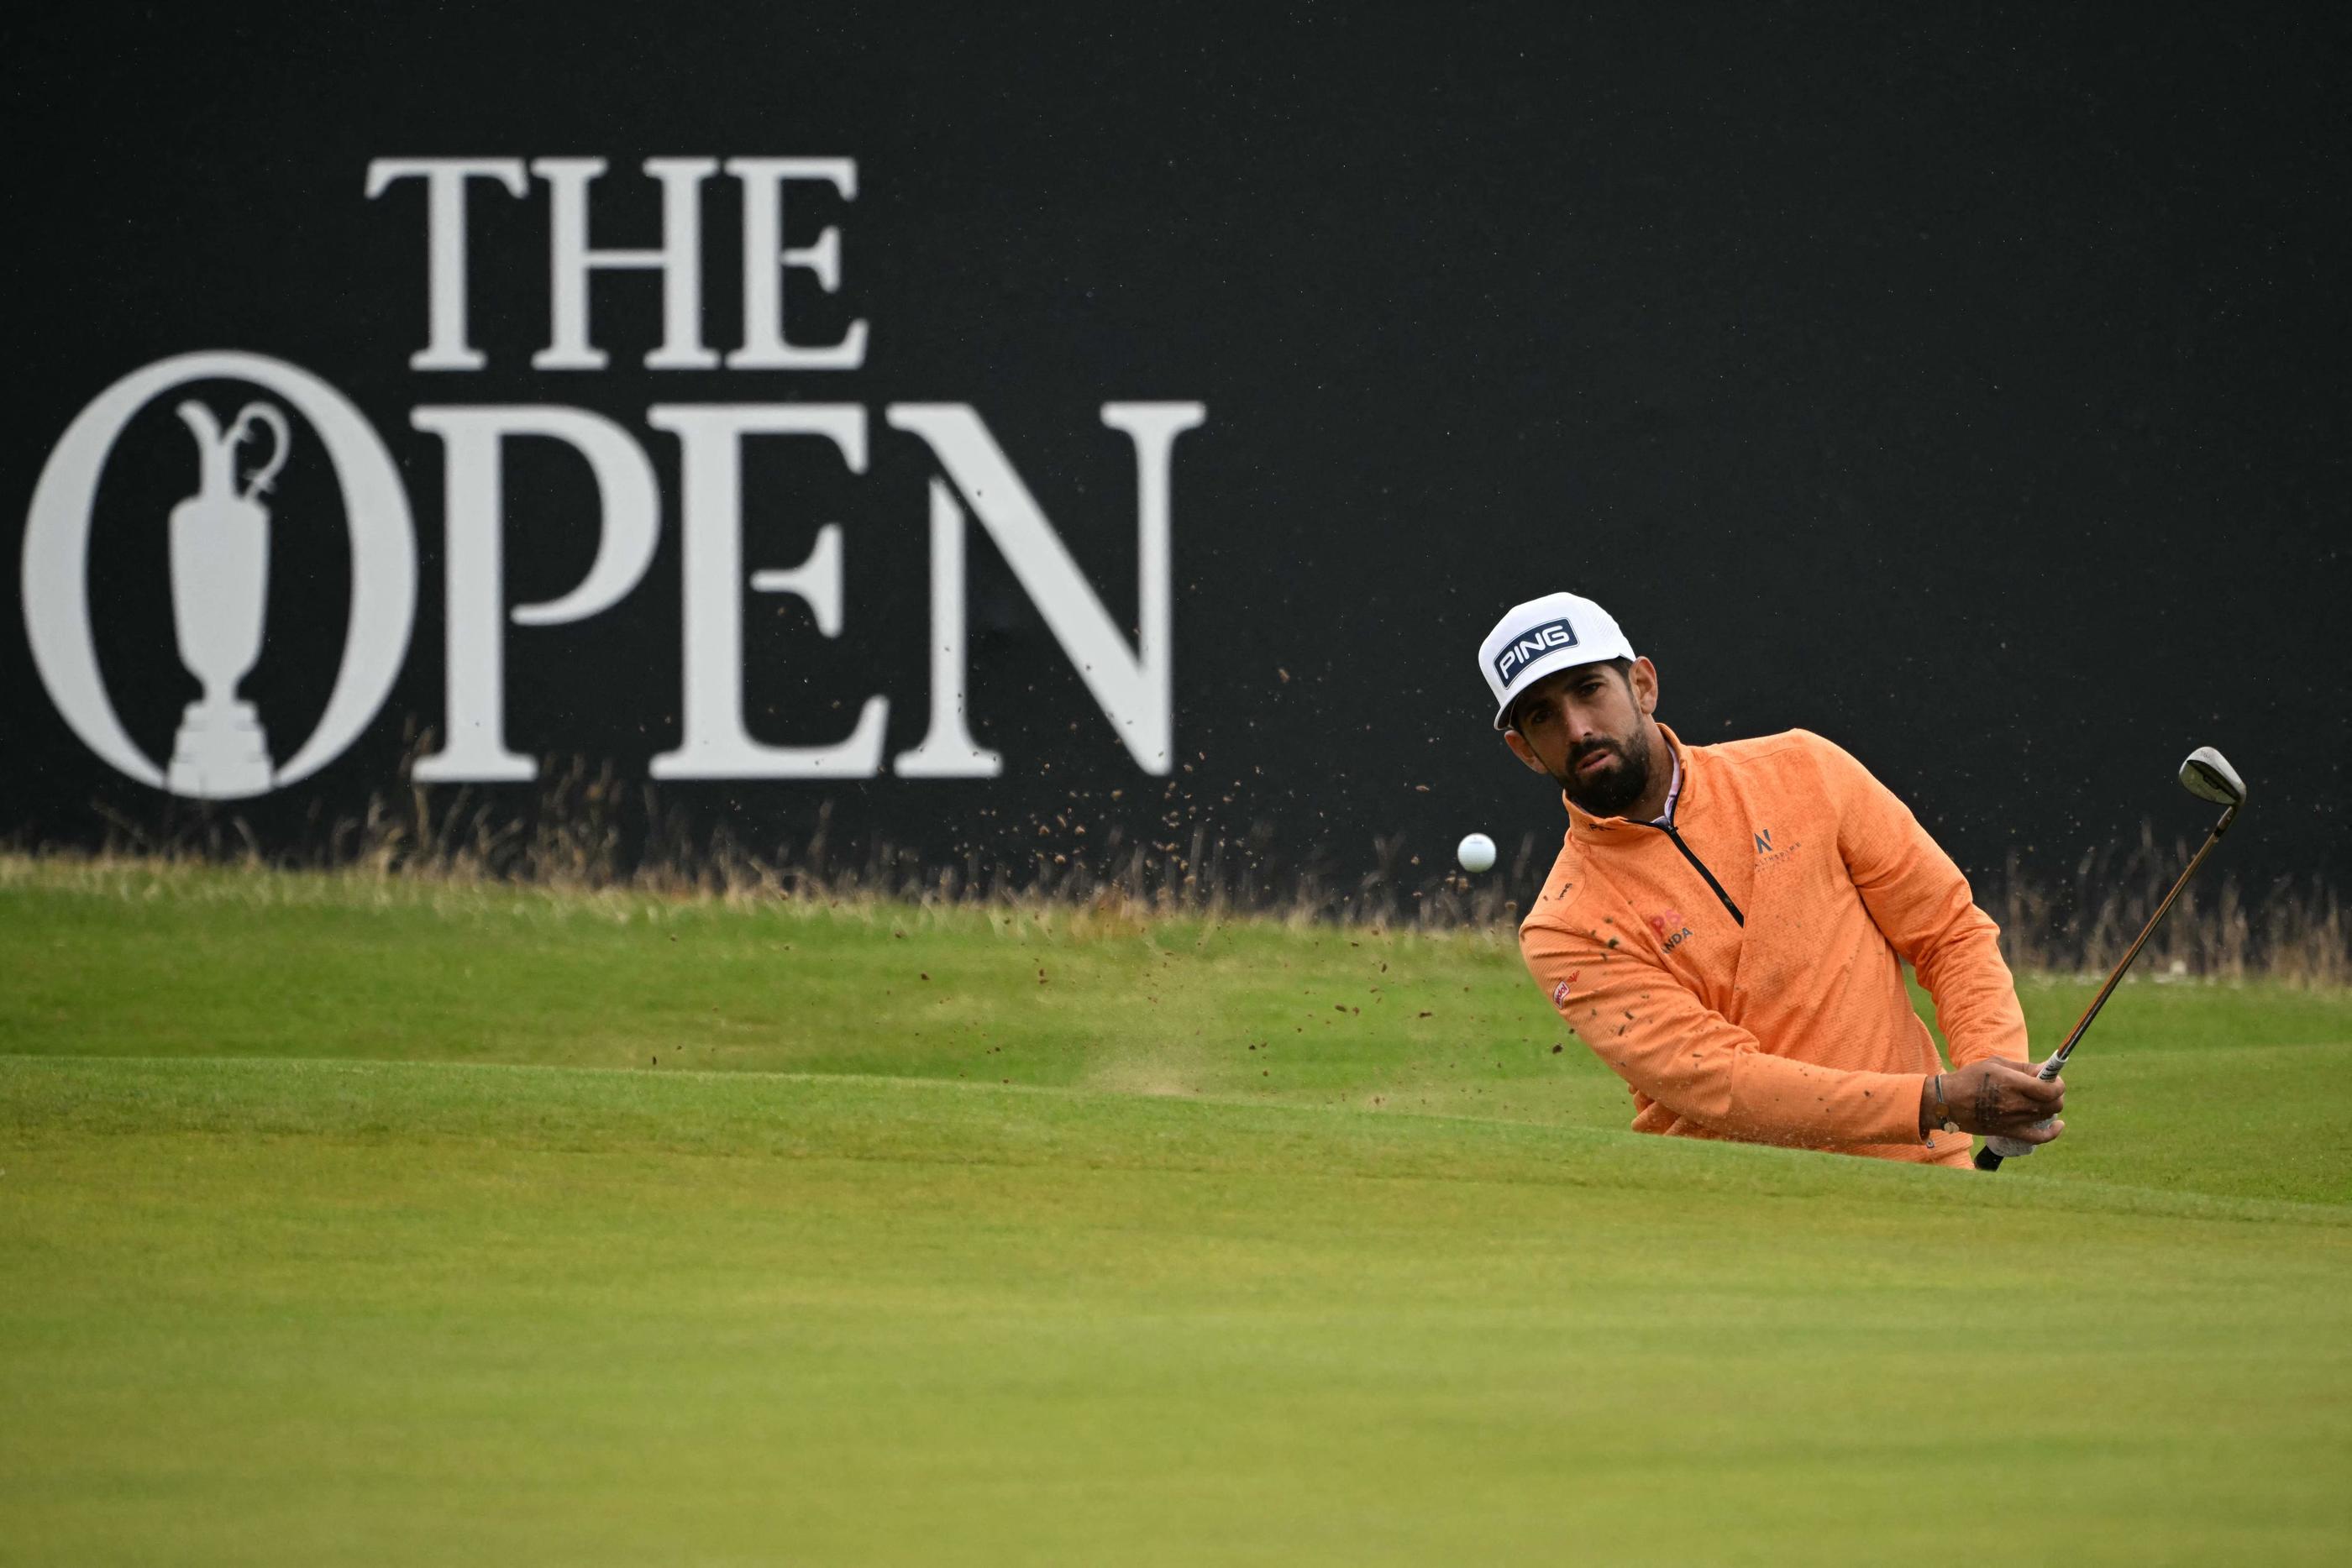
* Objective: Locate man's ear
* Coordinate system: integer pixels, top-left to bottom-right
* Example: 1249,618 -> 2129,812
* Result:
1502,729 -> 1552,775
1629,656 -> 1660,718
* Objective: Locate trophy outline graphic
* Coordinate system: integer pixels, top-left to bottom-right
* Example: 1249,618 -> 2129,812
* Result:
165,398 -> 291,797
24,350 -> 418,801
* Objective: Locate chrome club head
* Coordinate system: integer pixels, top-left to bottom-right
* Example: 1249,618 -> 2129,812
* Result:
2179,746 -> 2246,807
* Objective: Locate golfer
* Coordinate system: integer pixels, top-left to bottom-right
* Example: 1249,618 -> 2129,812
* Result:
1483,592 -> 2064,1167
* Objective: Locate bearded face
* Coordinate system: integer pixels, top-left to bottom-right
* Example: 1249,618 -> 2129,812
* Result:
1506,661 -> 1661,818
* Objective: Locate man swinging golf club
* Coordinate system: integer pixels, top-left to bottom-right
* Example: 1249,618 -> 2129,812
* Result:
1483,591 -> 2062,1167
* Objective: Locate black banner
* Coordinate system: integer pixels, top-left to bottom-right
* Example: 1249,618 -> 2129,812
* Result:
8,5 -> 2346,906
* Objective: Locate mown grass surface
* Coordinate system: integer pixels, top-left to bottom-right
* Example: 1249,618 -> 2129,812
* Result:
3,857 -> 2349,1565
8,856 -> 2346,1203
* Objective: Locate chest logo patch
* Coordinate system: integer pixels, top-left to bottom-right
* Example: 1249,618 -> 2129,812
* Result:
1646,910 -> 1693,952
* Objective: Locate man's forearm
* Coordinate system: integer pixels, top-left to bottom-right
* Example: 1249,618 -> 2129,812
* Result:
1914,905 -> 2032,1065
1837,753 -> 2032,1064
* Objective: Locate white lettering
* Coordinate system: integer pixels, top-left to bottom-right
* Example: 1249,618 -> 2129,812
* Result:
890,480 -> 1002,777
365,159 -> 529,371
726,158 -> 869,370
410,406 -> 662,780
532,158 -> 718,371
646,405 -> 888,779
885,401 -> 1205,775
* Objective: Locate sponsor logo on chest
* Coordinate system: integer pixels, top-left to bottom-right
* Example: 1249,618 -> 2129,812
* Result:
1646,910 -> 1693,952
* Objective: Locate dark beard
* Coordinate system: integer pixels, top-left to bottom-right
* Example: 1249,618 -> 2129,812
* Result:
1554,726 -> 1655,818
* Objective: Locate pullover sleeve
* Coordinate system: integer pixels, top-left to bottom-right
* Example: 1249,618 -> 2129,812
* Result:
1523,917 -> 1928,1148
1807,732 -> 2030,1067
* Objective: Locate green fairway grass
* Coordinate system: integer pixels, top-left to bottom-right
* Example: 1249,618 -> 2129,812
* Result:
4,856 -> 2349,1565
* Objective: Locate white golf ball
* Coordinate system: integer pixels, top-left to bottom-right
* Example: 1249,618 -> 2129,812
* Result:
1457,832 -> 1497,873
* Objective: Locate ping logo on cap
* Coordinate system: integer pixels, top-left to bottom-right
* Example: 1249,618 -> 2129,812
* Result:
1494,616 -> 1578,684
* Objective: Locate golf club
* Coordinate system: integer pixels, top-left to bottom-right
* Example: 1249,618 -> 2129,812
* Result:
1975,746 -> 2247,1172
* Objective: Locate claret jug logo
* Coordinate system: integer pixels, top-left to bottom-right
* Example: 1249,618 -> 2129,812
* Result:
24,352 -> 418,800
20,156 -> 1204,801
164,396 -> 290,795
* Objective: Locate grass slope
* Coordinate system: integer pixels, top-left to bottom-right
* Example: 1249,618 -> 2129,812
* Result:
6,857 -> 2346,1203
3,858 -> 2349,1565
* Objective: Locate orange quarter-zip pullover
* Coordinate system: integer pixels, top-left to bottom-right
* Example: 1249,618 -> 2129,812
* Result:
1520,724 -> 2029,1166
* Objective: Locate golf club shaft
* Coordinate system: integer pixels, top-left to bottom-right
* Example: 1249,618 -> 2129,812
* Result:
2047,804 -> 2239,1072
1973,802 -> 2239,1172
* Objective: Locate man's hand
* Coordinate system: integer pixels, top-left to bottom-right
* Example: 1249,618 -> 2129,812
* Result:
1921,1057 -> 2066,1142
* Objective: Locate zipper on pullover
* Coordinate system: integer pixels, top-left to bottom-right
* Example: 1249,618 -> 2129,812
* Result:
1651,823 -> 1745,927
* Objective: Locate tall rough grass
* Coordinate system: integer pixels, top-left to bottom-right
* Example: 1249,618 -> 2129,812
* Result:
18,751 -> 2347,986
1990,828 -> 2346,988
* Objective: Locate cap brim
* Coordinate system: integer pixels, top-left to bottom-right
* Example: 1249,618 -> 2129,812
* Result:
1492,648 -> 1627,731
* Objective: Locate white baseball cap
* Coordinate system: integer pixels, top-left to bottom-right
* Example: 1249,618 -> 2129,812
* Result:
1478,591 -> 1637,731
